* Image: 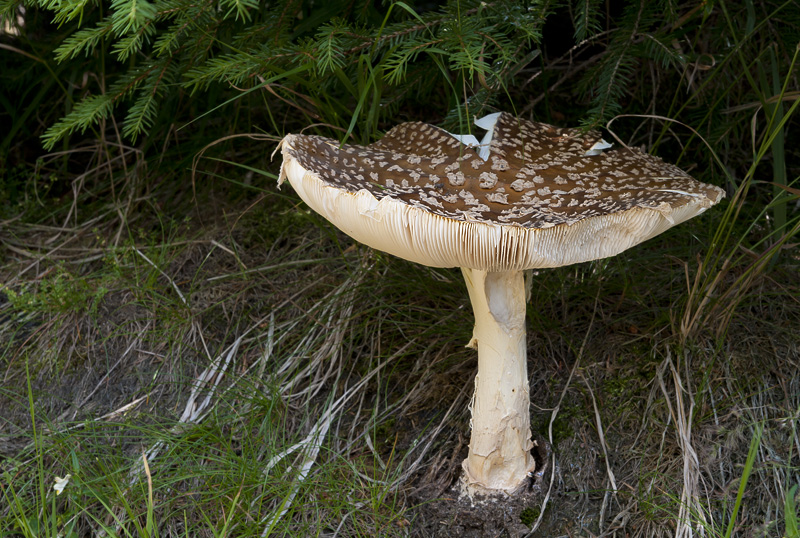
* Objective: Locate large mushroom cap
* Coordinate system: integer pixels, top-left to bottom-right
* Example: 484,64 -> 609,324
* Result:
278,112 -> 724,271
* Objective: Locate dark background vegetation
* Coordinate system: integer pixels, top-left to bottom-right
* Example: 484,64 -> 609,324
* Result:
1,0 -> 795,212
1,0 -> 799,536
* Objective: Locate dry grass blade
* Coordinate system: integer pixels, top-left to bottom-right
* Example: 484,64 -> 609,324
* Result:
657,350 -> 706,538
258,311 -> 411,535
582,374 -> 618,532
260,402 -> 334,537
681,215 -> 800,342
134,248 -> 188,306
128,336 -> 241,485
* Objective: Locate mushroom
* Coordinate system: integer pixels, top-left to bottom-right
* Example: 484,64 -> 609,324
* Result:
276,112 -> 724,496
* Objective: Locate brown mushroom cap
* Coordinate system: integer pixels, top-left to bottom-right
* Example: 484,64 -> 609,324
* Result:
279,112 -> 724,271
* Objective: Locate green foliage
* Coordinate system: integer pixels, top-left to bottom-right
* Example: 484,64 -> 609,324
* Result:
110,0 -> 157,35
2,0 -> 549,152
519,506 -> 541,526
314,21 -> 348,76
4,0 -> 797,173
6,265 -> 109,316
54,22 -> 113,62
578,0 -> 686,127
40,94 -> 115,149
785,485 -> 799,538
573,0 -> 602,42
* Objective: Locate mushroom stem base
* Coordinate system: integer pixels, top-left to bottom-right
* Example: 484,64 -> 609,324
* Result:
461,268 -> 535,496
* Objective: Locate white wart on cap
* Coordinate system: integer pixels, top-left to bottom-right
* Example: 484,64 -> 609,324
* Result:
278,112 -> 724,496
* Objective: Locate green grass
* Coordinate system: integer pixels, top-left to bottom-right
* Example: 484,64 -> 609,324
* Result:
2,189 -> 797,536
1,207 -> 466,535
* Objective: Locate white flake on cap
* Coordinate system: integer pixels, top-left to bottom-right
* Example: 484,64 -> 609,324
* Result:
584,138 -> 613,156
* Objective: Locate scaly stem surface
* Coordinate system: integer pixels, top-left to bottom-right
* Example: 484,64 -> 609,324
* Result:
461,268 -> 535,495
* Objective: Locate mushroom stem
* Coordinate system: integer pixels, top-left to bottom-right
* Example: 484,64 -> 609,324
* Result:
461,268 -> 536,495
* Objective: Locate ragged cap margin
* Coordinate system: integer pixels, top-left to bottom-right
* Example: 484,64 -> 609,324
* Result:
278,138 -> 721,272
